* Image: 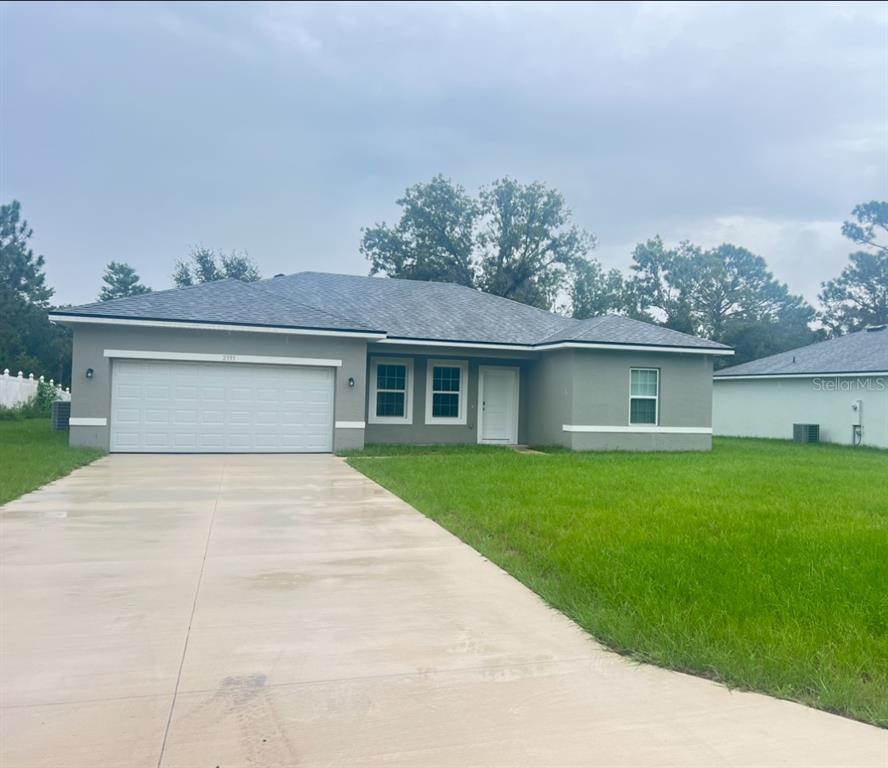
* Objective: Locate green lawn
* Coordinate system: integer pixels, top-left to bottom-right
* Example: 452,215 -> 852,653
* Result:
347,438 -> 888,727
0,419 -> 104,506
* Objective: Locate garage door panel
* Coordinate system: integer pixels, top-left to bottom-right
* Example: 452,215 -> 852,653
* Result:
144,432 -> 171,449
110,360 -> 334,453
228,411 -> 252,425
173,409 -> 198,425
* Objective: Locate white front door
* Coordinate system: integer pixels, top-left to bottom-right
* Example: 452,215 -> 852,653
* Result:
478,367 -> 519,444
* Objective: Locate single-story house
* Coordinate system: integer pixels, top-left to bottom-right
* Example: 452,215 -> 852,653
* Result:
713,325 -> 888,449
49,272 -> 732,453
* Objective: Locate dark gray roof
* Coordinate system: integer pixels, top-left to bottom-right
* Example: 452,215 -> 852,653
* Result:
55,271 -> 729,351
715,326 -> 888,377
539,314 -> 724,349
257,272 -> 566,345
52,278 -> 379,334
258,273 -> 729,349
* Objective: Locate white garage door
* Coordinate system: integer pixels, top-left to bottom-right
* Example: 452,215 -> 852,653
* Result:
110,359 -> 334,453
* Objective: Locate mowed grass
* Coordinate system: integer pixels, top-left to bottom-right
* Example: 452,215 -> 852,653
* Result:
347,438 -> 888,726
0,419 -> 104,506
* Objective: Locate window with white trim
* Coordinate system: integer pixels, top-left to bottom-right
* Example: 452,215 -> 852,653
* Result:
629,368 -> 659,425
368,358 -> 413,424
425,360 -> 468,425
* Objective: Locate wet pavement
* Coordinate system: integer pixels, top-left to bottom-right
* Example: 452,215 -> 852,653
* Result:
1,454 -> 885,767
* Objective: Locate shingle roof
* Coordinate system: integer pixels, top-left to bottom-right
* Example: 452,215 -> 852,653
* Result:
52,278 -> 379,333
257,272 -> 567,345
538,314 -> 724,349
55,271 -> 730,351
258,273 -> 729,349
714,326 -> 888,377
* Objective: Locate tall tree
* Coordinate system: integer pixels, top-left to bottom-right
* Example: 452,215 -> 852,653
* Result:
361,175 -> 477,286
569,258 -> 627,319
819,202 -> 888,335
476,178 -> 595,310
628,236 -> 817,364
99,262 -> 151,301
172,246 -> 260,287
0,201 -> 71,385
626,237 -> 699,333
692,244 -> 798,339
361,176 -> 596,310
840,201 -> 888,255
720,298 -> 821,366
0,200 -> 53,306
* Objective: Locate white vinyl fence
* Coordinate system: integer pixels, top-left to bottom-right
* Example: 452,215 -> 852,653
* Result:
0,369 -> 71,409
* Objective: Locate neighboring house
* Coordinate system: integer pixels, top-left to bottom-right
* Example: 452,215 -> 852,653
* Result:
48,272 -> 731,454
713,325 -> 888,449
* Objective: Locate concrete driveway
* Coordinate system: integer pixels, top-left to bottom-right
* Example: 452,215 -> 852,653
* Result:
1,455 -> 884,767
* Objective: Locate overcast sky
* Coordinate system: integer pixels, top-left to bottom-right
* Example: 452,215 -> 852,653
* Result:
2,1 -> 886,307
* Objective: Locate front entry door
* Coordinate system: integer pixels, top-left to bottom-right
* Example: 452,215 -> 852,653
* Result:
478,367 -> 519,444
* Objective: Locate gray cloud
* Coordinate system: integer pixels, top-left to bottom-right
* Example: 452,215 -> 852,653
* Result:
1,1 -> 885,306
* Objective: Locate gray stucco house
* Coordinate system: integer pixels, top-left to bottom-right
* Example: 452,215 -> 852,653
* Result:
49,272 -> 732,453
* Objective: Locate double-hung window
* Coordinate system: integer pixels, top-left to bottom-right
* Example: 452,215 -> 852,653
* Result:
629,368 -> 659,425
425,360 -> 468,425
369,358 -> 413,424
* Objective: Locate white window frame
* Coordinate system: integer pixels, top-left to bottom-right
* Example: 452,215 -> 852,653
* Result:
368,357 -> 414,425
629,368 -> 659,426
425,359 -> 468,426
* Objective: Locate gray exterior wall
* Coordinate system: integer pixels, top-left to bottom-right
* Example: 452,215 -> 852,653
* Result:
364,344 -> 533,445
525,349 -> 573,446
65,323 -> 718,453
527,348 -> 714,451
67,324 -> 369,451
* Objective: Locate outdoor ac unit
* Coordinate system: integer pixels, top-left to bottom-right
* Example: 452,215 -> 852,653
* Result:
51,400 -> 71,432
793,423 -> 820,443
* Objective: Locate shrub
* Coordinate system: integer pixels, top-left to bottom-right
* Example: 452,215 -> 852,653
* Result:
0,406 -> 25,421
0,380 -> 58,420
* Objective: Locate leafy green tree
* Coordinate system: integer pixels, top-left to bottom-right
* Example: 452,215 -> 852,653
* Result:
362,176 -> 596,310
627,236 -> 817,364
219,250 -> 261,282
172,246 -> 260,287
840,201 -> 888,255
692,244 -> 802,339
361,175 -> 477,286
0,201 -> 53,306
99,261 -> 151,301
476,178 -> 595,310
569,259 -> 627,318
819,202 -> 888,335
720,299 -> 821,366
0,201 -> 71,385
626,237 -> 700,333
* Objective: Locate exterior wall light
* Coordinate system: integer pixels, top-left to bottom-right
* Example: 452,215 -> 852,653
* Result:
347,376 -> 355,388
85,368 -> 94,379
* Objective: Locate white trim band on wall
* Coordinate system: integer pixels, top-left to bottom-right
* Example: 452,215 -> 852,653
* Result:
70,417 -> 107,427
335,421 -> 366,429
563,425 -> 712,434
103,350 -> 343,367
